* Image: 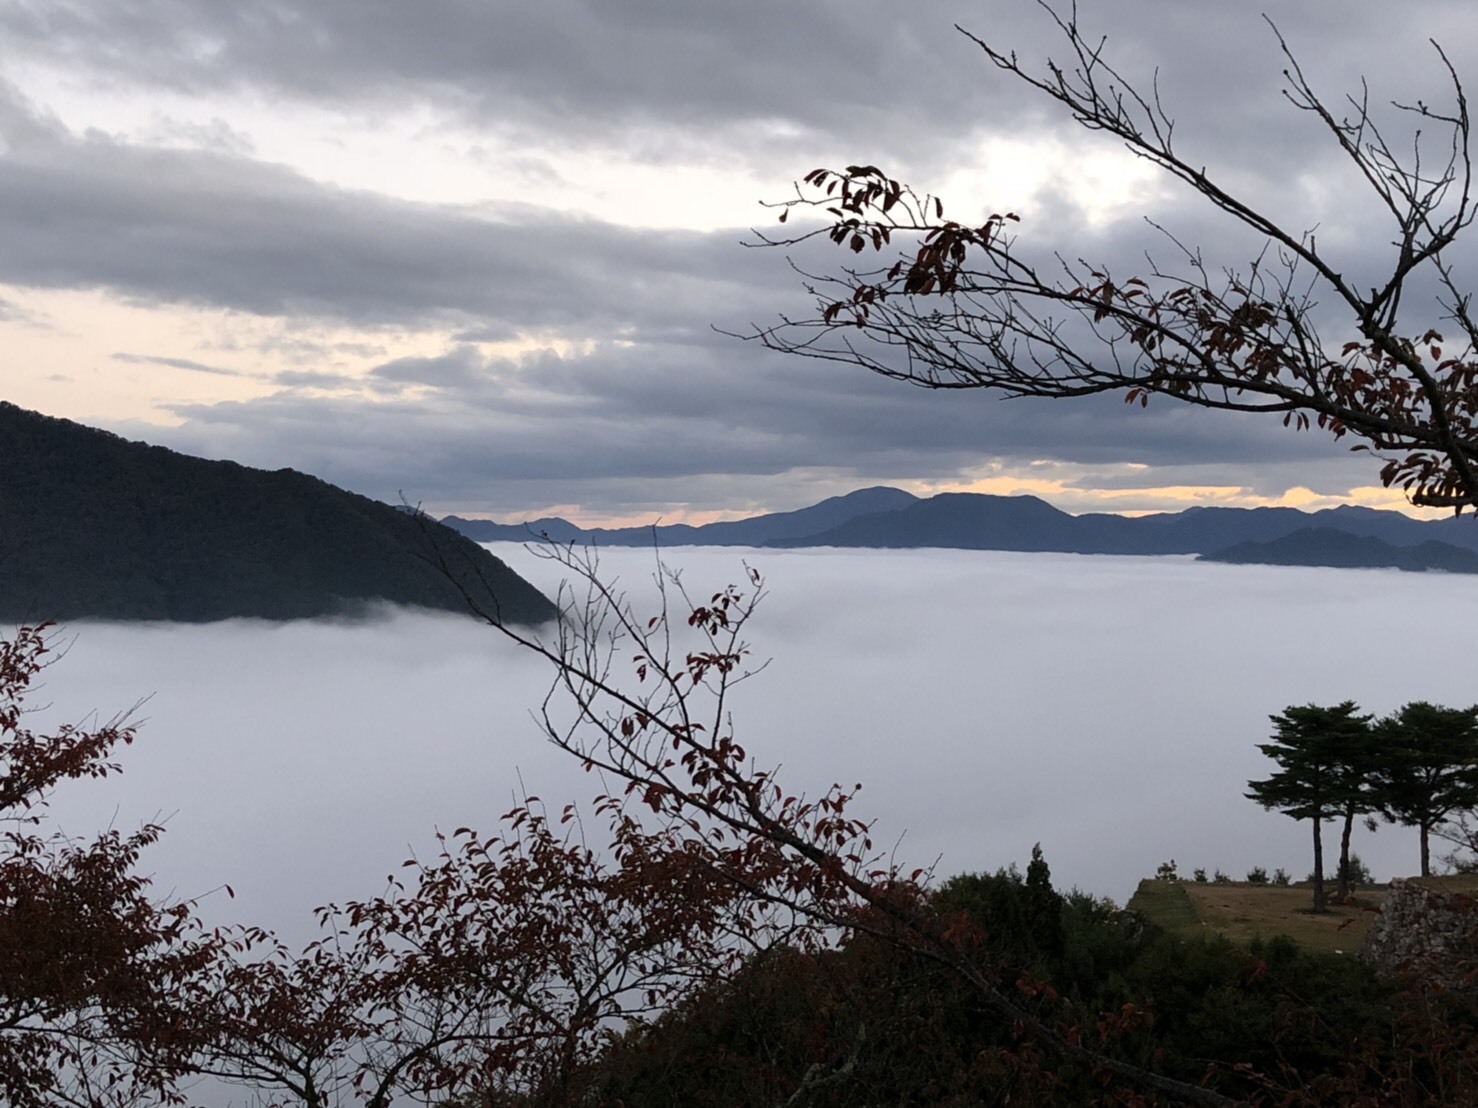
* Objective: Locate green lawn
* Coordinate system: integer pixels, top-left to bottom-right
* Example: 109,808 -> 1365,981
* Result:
1125,878 -> 1202,940
1128,878 -> 1398,955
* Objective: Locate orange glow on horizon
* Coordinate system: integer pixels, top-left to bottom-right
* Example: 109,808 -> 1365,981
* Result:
910,476 -> 1450,521
469,480 -> 1452,530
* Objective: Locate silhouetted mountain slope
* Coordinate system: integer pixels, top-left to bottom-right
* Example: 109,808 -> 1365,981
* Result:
0,403 -> 556,624
1110,505 -> 1348,554
442,514 -> 589,544
654,485 -> 918,544
450,486 -> 1478,573
800,498 -> 1478,556
1198,528 -> 1478,573
1126,503 -> 1478,554
446,486 -> 918,546
775,493 -> 1085,550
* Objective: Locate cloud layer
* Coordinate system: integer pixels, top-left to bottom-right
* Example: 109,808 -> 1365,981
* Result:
3,2 -> 1477,517
38,547 -> 1474,947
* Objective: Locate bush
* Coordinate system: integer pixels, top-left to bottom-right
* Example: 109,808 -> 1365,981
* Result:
934,845 -> 1066,971
1192,868 -> 1207,883
1272,868 -> 1291,886
1212,869 -> 1231,884
1306,854 -> 1374,886
1246,866 -> 1268,884
1342,853 -> 1374,887
1155,859 -> 1179,882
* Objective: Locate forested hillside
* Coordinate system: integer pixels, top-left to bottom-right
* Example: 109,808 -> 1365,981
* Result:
0,403 -> 555,624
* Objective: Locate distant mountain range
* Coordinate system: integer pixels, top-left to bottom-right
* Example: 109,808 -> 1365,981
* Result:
445,487 -> 1478,575
0,403 -> 556,624
1199,529 -> 1478,574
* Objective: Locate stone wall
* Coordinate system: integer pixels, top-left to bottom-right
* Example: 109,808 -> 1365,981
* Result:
1359,877 -> 1478,990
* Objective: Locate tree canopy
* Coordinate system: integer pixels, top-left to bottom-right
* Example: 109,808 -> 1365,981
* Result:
1246,702 -> 1375,912
1373,701 -> 1478,876
1246,699 -> 1478,891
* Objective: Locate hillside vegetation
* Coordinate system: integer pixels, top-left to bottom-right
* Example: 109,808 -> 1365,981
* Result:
0,403 -> 556,624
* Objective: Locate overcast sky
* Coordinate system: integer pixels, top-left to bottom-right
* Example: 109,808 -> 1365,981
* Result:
5,1 -> 1478,523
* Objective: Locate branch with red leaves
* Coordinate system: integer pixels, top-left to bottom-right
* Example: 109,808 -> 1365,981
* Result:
0,625 -> 223,1108
460,543 -> 1243,1107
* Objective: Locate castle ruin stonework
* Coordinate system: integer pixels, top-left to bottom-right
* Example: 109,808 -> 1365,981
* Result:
1359,877 -> 1478,991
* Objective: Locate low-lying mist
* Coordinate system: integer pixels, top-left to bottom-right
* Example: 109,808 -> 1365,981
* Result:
33,544 -> 1475,942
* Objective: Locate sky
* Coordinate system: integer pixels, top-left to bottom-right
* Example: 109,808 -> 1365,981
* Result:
5,1 -> 1478,524
39,546 -> 1474,951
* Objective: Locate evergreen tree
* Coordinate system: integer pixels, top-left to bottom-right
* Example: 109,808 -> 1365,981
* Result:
1372,702 -> 1478,876
1246,703 -> 1373,912
1329,719 -> 1384,900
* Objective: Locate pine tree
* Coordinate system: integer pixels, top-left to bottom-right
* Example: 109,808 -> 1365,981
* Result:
1373,702 -> 1478,877
1246,703 -> 1373,912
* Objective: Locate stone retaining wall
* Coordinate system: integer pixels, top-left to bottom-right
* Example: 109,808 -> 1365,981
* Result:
1358,877 -> 1477,990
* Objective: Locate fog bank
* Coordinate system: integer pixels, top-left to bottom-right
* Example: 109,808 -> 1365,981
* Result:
32,546 -> 1474,943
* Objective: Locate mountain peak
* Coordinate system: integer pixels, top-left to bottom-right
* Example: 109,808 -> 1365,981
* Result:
445,486 -> 1478,564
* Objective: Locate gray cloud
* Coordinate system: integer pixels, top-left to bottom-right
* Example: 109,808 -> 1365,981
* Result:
272,368 -> 359,389
0,77 -> 1451,518
0,292 -> 48,327
110,334 -> 1376,519
0,100 -> 778,334
7,1 -> 1475,181
371,346 -> 498,390
112,352 -> 250,377
7,2 -> 1478,516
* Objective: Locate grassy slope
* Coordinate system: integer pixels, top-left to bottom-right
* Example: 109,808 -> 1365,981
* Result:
1130,875 -> 1478,955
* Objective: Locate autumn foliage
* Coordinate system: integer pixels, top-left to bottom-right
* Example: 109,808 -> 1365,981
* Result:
0,624 -> 216,1107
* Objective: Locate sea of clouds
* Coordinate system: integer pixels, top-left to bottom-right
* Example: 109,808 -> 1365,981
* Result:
31,544 -> 1477,945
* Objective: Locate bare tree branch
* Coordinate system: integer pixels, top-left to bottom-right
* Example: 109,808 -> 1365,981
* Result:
740,1 -> 1478,510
